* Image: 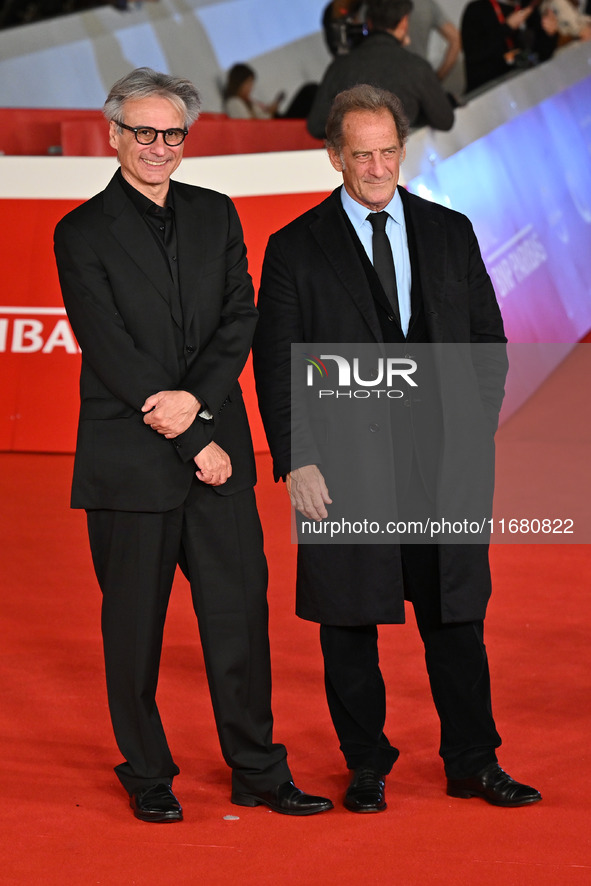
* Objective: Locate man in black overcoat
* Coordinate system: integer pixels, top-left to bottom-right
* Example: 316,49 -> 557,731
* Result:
54,67 -> 332,822
254,84 -> 541,812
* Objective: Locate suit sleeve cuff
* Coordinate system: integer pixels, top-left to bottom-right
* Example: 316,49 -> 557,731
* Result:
171,419 -> 215,462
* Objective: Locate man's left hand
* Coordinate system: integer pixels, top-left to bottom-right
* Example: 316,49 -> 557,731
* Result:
194,442 -> 232,486
142,390 -> 200,438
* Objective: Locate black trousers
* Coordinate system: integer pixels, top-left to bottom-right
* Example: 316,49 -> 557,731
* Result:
320,543 -> 502,780
86,479 -> 290,795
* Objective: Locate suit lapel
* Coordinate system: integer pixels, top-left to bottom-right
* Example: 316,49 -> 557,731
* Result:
171,181 -> 209,332
310,189 -> 383,342
399,186 -> 445,342
103,174 -> 183,328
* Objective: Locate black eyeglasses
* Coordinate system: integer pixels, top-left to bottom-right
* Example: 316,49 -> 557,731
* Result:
115,120 -> 188,146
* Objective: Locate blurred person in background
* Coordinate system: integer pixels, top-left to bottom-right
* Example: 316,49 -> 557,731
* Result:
223,63 -> 284,119
539,0 -> 591,41
406,0 -> 461,81
223,62 -> 318,120
461,0 -> 559,93
308,0 -> 454,138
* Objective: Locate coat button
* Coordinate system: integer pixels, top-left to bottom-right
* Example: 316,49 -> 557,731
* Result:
186,345 -> 195,353
369,423 -> 380,432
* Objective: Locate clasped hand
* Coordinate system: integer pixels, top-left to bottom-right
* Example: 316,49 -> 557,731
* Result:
142,390 -> 230,485
286,464 -> 332,521
194,441 -> 232,486
142,390 -> 200,438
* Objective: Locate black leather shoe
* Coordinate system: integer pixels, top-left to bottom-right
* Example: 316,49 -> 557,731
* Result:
130,784 -> 183,822
344,768 -> 387,813
447,763 -> 542,807
231,780 -> 333,816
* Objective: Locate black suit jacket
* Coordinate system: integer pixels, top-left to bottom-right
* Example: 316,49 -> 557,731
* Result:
54,173 -> 258,511
253,186 -> 508,626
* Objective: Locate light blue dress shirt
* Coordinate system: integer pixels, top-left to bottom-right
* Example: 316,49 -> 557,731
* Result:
340,186 -> 411,336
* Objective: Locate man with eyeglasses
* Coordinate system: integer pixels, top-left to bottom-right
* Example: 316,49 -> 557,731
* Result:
54,67 -> 333,823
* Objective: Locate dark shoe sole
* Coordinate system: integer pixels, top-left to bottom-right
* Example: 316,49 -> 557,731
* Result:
344,801 -> 387,813
447,787 -> 542,807
231,792 -> 333,816
130,798 -> 183,822
131,809 -> 183,822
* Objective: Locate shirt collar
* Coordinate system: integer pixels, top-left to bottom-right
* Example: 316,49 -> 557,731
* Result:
116,167 -> 174,217
340,184 -> 404,236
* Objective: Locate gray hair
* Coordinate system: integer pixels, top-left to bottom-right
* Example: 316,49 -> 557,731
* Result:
325,84 -> 409,152
103,67 -> 202,129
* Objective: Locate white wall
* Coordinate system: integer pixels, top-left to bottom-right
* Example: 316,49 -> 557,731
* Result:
0,0 -> 333,111
0,0 -> 472,111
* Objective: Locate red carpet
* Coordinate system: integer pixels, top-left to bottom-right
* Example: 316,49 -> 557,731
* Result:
1,439 -> 590,884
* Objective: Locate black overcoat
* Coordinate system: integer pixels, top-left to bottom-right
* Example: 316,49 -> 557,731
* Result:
253,186 -> 508,626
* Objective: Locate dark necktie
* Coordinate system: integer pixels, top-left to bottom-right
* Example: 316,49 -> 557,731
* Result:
367,211 -> 400,324
148,204 -> 183,328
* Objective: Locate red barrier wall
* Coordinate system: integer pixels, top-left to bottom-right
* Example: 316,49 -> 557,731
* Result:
0,109 -> 104,155
0,109 -> 323,157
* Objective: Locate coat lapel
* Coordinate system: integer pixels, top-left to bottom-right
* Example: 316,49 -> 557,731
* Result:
103,174 -> 183,328
399,186 -> 446,342
310,189 -> 383,342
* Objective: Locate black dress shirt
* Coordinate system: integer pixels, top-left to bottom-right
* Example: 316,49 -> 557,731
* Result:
116,168 -> 181,297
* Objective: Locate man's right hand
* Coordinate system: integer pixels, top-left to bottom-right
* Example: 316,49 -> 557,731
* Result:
194,442 -> 232,486
286,465 -> 332,521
